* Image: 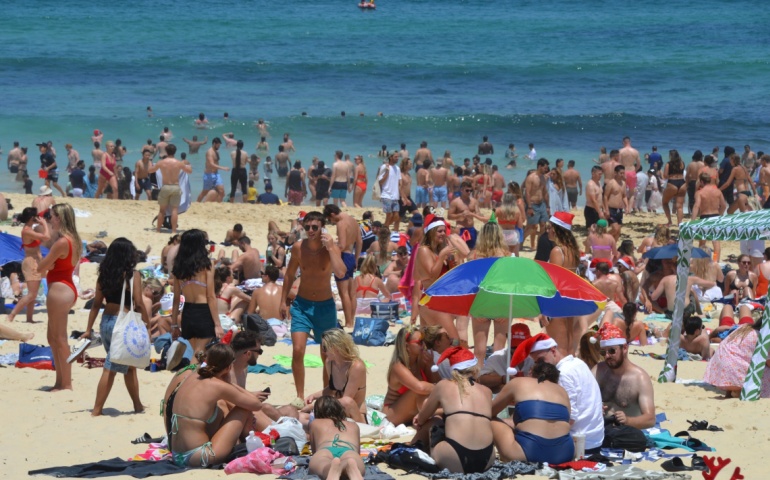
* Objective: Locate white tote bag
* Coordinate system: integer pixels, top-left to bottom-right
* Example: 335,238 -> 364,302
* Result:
109,274 -> 151,368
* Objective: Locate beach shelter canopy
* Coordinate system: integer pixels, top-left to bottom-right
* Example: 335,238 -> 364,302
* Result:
658,210 -> 770,401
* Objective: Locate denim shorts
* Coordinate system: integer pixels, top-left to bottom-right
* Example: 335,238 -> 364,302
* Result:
100,313 -> 129,374
381,198 -> 399,213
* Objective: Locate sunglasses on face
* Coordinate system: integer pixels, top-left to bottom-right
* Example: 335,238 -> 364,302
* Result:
407,334 -> 423,345
304,224 -> 320,232
463,189 -> 472,193
740,261 -> 751,265
249,348 -> 264,355
600,347 -> 618,356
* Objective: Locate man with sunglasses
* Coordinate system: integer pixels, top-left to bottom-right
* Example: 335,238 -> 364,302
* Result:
448,179 -> 485,251
592,323 -> 656,429
513,332 -> 604,454
281,211 -> 347,404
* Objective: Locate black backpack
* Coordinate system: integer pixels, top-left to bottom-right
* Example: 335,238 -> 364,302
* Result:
375,443 -> 439,474
242,313 -> 278,346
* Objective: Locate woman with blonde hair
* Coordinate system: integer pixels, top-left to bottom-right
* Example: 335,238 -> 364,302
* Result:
355,255 -> 391,314
38,203 -> 82,391
412,346 -> 495,474
383,327 -> 435,426
95,140 -> 118,199
548,168 -> 568,213
637,224 -> 671,254
304,329 -> 368,422
7,207 -> 49,323
584,219 -> 617,262
495,193 -> 524,255
353,155 -> 367,207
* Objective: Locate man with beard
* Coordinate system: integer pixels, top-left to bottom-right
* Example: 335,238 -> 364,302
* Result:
592,323 -> 656,429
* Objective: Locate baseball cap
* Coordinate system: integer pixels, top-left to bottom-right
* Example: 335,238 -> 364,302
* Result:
510,323 -> 532,347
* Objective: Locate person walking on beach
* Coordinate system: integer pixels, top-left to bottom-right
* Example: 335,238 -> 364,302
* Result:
353,155 -> 367,207
280,211 -> 346,404
149,144 -> 191,233
64,144 -> 80,173
134,149 -> 154,200
584,166 -> 604,228
330,151 -> 349,207
228,140 -> 248,203
285,161 -> 306,206
522,158 -> 550,250
198,138 -> 227,202
563,160 -> 582,210
323,205 -> 362,329
38,142 -> 66,196
183,135 -> 208,155
619,136 -> 640,212
378,153 -> 402,231
603,165 -> 627,240
449,179 -> 485,251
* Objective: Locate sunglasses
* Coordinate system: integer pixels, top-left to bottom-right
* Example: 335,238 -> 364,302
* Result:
249,348 -> 264,355
463,189 -> 472,193
740,261 -> 751,265
599,347 -> 618,356
407,334 -> 423,345
304,224 -> 320,232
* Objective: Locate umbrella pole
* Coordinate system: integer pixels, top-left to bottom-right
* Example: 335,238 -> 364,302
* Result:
506,295 -> 513,384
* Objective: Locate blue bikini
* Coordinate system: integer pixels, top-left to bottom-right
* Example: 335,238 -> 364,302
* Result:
512,400 -> 574,464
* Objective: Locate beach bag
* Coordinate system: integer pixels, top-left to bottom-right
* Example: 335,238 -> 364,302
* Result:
377,443 -> 439,473
242,313 -> 277,346
109,277 -> 151,369
15,343 -> 54,370
371,301 -> 398,320
602,424 -> 649,452
352,317 -> 389,347
262,417 -> 307,452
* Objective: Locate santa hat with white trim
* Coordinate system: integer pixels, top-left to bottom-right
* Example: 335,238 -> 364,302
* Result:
616,256 -> 635,270
431,346 -> 477,372
590,322 -> 627,348
549,211 -> 574,231
507,333 -> 558,376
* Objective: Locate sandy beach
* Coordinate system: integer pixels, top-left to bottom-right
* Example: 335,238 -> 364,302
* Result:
1,192 -> 768,480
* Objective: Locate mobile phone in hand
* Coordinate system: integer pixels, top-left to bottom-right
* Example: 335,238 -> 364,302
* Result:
263,387 -> 271,393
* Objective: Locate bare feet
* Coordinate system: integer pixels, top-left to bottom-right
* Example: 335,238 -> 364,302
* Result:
91,409 -> 103,417
7,314 -> 15,323
134,403 -> 146,414
22,332 -> 34,342
327,458 -> 342,480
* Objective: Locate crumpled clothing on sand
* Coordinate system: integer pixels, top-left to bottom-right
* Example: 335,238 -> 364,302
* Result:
411,460 -> 538,479
541,464 -> 692,480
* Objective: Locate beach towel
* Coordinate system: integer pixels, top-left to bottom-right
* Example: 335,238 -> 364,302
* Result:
28,458 -> 188,478
411,460 -> 538,479
248,363 -> 292,375
549,464 -> 692,479
273,354 -> 324,369
278,456 -> 394,480
398,245 -> 418,298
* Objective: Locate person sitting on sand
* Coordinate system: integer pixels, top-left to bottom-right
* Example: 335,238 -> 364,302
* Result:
607,302 -> 649,346
382,245 -> 409,293
366,227 -> 397,274
704,318 -> 770,398
637,224 -> 671,254
0,321 -> 34,342
649,268 -> 715,319
309,396 -> 365,480
230,236 -> 262,281
214,265 -> 251,321
679,315 -> 713,360
382,327 -> 435,426
223,223 -> 245,247
354,255 -> 391,315
478,323 -> 533,393
592,323 -> 656,429
304,329 -> 367,423
411,346 -> 495,474
247,265 -> 283,321
490,361 -> 574,465
162,344 -> 269,468
724,254 -> 758,301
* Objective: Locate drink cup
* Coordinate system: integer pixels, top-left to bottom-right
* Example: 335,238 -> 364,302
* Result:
573,433 -> 586,460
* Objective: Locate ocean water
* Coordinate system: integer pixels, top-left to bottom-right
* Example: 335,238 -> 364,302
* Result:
2,0 -> 769,205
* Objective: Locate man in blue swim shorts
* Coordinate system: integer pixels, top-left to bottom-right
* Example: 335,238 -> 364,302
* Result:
448,179 -> 485,251
197,137 -> 228,202
430,160 -> 449,208
281,211 -> 347,404
323,205 -> 362,330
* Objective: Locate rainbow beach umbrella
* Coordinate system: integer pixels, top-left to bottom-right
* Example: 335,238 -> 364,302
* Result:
421,257 -> 606,319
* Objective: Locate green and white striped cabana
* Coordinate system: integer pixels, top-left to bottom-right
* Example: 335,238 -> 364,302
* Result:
658,209 -> 770,400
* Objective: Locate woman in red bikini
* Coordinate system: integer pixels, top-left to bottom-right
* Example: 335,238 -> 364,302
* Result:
38,203 -> 82,391
213,265 -> 251,321
8,207 -> 50,323
353,155 -> 367,208
354,255 -> 391,314
383,326 -> 435,426
95,140 -> 118,200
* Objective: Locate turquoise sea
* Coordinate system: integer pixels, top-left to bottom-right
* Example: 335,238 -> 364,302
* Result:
2,0 -> 769,205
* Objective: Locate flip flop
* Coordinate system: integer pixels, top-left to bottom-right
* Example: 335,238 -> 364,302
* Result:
687,419 -> 709,431
691,454 -> 709,471
661,457 -> 693,472
707,424 -> 724,432
131,433 -> 153,444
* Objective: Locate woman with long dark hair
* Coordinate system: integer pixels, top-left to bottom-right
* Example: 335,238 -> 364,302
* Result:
309,396 -> 365,479
172,229 -> 221,359
229,140 -> 248,203
81,238 -> 150,416
662,149 -> 686,226
7,207 -> 49,323
38,203 -> 82,391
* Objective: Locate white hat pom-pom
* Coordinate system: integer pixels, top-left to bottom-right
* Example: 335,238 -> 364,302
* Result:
431,365 -> 440,373
506,367 -> 518,376
589,336 -> 598,344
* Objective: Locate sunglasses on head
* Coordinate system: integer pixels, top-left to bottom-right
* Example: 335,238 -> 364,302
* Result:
600,347 -> 618,356
304,224 -> 320,231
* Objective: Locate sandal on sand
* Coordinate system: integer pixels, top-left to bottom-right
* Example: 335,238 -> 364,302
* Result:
691,454 -> 709,471
131,433 -> 153,444
661,457 -> 693,472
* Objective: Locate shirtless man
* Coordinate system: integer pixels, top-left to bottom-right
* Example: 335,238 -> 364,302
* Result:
91,142 -> 104,170
478,135 -> 494,155
247,265 -> 282,320
760,155 -> 770,208
430,160 -> 449,209
275,145 -> 290,178
182,135 -> 208,155
583,166 -> 604,228
413,141 -> 433,167
231,237 -> 262,281
148,144 -> 191,233
522,159 -> 550,250
399,143 -> 409,160
222,133 -> 238,149
282,133 -> 295,153
691,172 -> 727,268
156,135 -> 169,159
603,165 -> 627,240
592,146 -> 608,165
257,136 -> 269,156
563,160 -> 582,209
601,150 -> 620,186
685,150 -> 705,215
741,144 -> 757,173
224,223 -> 246,246
679,315 -> 713,360
255,119 -> 269,138
280,211 -> 346,401
141,139 -> 156,158
198,137 -> 228,202
593,262 -> 627,323
323,204 -> 363,329
7,142 -> 22,173
448,179 -> 486,251
330,151 -> 349,207
64,144 -> 80,173
592,324 -> 656,429
159,126 -> 173,141
415,160 -> 432,208
91,129 -> 103,144
134,149 -> 154,200
619,137 -> 640,211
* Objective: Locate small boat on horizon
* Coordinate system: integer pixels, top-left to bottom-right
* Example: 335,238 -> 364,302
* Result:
358,0 -> 376,10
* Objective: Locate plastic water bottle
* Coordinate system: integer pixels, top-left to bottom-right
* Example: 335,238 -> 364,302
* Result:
245,431 -> 264,452
150,359 -> 158,372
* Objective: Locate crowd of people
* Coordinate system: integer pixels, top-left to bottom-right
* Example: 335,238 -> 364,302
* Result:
3,129 -> 770,476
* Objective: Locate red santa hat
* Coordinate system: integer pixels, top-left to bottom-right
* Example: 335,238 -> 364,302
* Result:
590,322 -> 627,348
507,333 -> 558,376
431,346 -> 477,373
423,214 -> 449,234
616,256 -> 635,270
297,211 -> 307,221
549,211 -> 574,231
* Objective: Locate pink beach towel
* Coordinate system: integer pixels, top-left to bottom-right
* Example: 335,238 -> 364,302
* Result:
224,447 -> 286,475
398,246 -> 419,298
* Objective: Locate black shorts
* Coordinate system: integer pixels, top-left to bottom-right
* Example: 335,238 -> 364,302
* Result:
399,196 -> 417,217
181,302 -> 215,340
316,189 -> 329,200
722,187 -> 734,206
645,190 -> 652,203
608,207 -> 624,225
137,177 -> 152,191
584,206 -> 600,228
277,166 -> 289,177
